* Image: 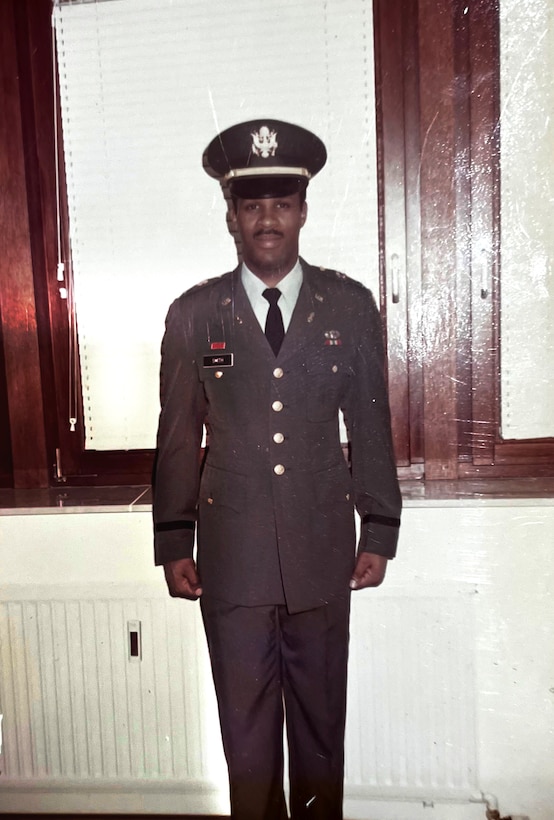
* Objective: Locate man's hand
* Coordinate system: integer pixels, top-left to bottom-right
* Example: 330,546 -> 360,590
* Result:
163,557 -> 203,600
350,552 -> 388,590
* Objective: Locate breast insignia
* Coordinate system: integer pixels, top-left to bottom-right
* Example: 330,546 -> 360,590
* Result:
324,330 -> 342,346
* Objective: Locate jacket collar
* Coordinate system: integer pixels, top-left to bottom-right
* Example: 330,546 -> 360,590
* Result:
218,259 -> 331,362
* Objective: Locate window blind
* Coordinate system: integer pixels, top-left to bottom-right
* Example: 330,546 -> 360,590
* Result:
54,0 -> 379,450
499,0 -> 554,439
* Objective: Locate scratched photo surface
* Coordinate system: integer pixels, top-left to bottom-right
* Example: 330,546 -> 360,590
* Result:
0,0 -> 553,819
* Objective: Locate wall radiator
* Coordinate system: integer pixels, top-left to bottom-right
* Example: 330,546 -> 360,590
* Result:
0,587 -> 480,814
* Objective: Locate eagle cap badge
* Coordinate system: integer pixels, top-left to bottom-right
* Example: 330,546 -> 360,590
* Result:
251,126 -> 278,158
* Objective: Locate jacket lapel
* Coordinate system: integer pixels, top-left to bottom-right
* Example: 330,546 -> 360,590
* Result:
278,260 -> 327,362
227,267 -> 276,362
218,261 -> 330,363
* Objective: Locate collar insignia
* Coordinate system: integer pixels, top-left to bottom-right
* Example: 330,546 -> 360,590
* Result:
251,126 -> 278,158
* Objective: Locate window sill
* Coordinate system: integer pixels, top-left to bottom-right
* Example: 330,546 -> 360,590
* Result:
401,477 -> 554,507
0,485 -> 151,515
0,477 -> 553,515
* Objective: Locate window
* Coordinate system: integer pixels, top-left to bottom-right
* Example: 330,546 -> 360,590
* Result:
53,0 -> 381,452
1,0 -> 552,490
499,0 -> 554,440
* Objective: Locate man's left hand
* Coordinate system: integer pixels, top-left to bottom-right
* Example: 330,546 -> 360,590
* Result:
350,552 -> 389,590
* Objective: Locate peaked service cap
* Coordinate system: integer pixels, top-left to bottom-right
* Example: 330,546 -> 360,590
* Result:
204,119 -> 327,199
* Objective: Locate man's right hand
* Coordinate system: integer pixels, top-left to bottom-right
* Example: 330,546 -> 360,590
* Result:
163,557 -> 203,600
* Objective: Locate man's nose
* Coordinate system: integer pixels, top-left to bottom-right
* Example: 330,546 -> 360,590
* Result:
259,205 -> 276,226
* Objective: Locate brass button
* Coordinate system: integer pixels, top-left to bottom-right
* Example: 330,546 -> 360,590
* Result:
273,367 -> 284,379
273,464 -> 285,475
215,370 -> 224,379
345,493 -> 350,501
273,432 -> 285,444
272,400 -> 283,412
331,365 -> 338,373
207,497 -> 214,504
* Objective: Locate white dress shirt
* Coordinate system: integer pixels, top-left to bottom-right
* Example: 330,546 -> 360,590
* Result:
241,260 -> 303,333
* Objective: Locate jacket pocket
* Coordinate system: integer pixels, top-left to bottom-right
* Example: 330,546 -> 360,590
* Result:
305,351 -> 352,422
199,464 -> 246,513
314,462 -> 353,509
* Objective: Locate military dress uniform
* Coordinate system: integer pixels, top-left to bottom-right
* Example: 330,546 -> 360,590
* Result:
153,120 -> 401,820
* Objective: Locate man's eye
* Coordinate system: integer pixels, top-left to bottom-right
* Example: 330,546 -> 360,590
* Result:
276,201 -> 290,209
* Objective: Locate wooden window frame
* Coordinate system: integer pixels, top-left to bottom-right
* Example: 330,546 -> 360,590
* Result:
1,0 -> 552,490
375,0 -> 554,480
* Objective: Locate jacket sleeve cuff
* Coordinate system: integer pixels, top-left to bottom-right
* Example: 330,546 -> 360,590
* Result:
153,521 -> 195,565
357,513 -> 400,559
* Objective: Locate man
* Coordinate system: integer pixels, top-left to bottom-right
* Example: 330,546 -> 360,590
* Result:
153,119 -> 401,820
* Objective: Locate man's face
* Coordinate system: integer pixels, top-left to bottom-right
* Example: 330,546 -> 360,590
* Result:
230,193 -> 308,282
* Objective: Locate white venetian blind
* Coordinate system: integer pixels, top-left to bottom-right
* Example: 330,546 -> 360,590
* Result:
499,0 -> 554,439
54,0 -> 379,450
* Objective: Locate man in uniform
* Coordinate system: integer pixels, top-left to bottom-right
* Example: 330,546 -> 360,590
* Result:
153,119 -> 401,820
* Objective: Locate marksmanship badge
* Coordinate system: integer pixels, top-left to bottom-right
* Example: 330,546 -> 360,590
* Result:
251,126 -> 278,158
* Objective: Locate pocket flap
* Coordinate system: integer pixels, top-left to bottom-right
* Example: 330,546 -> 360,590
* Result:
199,464 -> 246,512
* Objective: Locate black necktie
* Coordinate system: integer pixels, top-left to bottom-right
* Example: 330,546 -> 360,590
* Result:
263,288 -> 285,356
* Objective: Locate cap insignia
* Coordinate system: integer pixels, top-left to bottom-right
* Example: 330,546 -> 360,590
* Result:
251,126 -> 278,159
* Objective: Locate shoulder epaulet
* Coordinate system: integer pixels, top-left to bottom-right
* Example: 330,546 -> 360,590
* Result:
315,265 -> 367,290
178,270 -> 234,300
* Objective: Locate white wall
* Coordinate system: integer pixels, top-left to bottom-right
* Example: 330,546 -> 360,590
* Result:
0,502 -> 553,819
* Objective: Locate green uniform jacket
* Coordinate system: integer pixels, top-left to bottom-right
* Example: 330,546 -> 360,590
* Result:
153,259 -> 401,614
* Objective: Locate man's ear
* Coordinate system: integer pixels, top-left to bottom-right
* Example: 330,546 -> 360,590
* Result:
300,200 -> 308,227
227,205 -> 238,236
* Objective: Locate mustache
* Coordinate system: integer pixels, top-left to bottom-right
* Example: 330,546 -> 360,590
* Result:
254,229 -> 283,238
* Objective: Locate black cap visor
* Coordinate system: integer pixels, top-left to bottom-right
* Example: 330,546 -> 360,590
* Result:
229,175 -> 308,200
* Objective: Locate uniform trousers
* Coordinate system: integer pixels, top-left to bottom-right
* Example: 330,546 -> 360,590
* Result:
200,594 -> 351,820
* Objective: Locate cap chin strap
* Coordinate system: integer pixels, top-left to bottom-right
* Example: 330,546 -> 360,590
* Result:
225,166 -> 311,180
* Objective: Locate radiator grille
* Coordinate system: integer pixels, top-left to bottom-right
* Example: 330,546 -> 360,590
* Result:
346,592 -> 478,796
0,597 -> 224,781
0,590 -> 478,802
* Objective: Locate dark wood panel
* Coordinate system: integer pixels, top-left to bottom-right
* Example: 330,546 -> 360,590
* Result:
0,0 -> 49,488
0,312 -> 14,486
373,0 -> 412,467
402,0 -> 425,467
25,0 -> 96,484
468,0 -> 500,466
417,0 -> 459,479
19,0 -> 64,478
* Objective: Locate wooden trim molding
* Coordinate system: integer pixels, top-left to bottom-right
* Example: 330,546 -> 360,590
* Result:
0,0 -> 49,488
417,0 -> 459,479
